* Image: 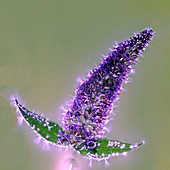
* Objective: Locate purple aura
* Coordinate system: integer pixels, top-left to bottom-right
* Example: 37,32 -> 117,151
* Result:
62,28 -> 154,146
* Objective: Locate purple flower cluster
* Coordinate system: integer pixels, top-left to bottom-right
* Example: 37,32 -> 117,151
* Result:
63,28 -> 154,145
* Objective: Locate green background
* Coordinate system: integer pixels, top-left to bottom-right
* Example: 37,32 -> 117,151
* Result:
0,0 -> 169,170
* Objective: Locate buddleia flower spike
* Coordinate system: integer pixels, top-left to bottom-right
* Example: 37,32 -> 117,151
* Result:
11,28 -> 154,164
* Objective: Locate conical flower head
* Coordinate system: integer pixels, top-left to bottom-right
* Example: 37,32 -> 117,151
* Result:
63,28 -> 154,144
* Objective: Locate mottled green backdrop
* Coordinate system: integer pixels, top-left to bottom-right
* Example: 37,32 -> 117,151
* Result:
0,0 -> 169,170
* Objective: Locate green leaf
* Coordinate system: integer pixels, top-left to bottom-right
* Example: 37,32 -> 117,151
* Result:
74,138 -> 144,160
14,99 -> 67,146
